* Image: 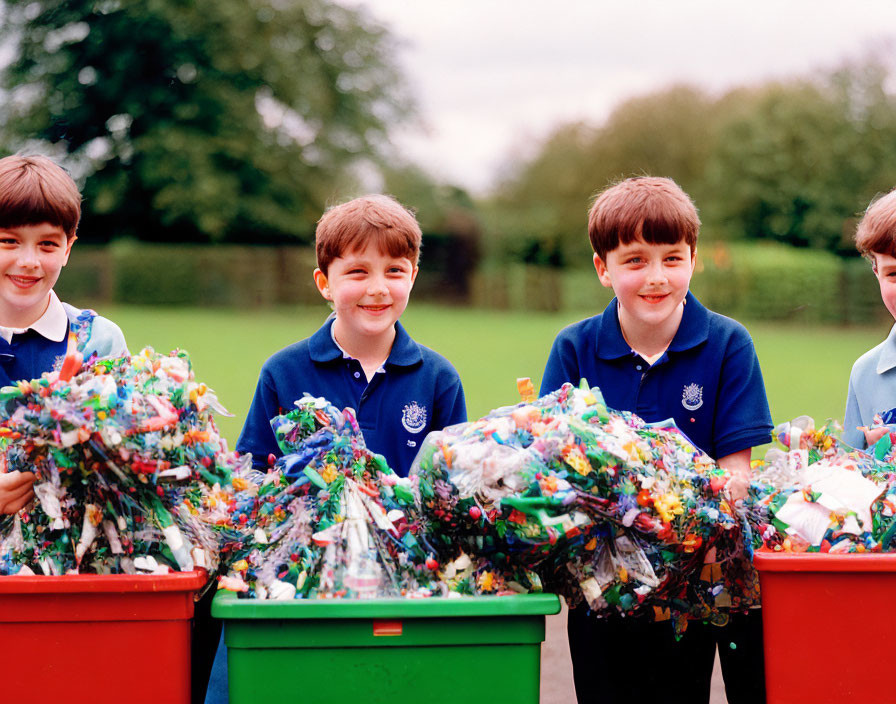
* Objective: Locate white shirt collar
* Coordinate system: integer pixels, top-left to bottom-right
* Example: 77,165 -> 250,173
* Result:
0,290 -> 68,343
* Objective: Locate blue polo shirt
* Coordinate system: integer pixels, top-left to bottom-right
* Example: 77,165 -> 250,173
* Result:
0,331 -> 67,387
237,317 -> 467,476
540,292 -> 772,460
843,323 -> 896,449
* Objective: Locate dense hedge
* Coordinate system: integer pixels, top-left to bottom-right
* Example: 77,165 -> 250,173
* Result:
692,243 -> 881,325
58,242 -> 320,307
471,243 -> 885,325
56,239 -> 471,308
57,241 -> 886,325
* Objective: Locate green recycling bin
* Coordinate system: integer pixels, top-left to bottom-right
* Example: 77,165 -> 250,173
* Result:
213,591 -> 561,703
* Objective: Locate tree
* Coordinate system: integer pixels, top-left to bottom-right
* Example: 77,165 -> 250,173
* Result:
0,0 -> 411,243
703,59 -> 896,253
483,61 -> 896,262
484,85 -> 716,267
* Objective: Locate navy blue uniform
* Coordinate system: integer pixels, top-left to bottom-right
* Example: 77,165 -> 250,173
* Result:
0,302 -> 126,386
0,332 -> 67,386
541,291 -> 771,704
237,317 -> 466,476
541,292 -> 771,459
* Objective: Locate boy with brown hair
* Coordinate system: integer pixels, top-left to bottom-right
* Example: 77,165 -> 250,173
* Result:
236,193 -> 466,474
205,193 -> 466,703
541,177 -> 771,704
845,188 -> 896,448
0,154 -> 127,515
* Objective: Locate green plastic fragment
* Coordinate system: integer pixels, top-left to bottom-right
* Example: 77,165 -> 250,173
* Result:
303,466 -> 328,490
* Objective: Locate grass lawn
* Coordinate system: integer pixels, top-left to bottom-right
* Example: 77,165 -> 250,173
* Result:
103,303 -> 891,447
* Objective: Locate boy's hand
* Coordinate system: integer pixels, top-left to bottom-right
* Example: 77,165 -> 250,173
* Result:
725,473 -> 750,503
717,449 -> 752,503
861,426 -> 889,448
0,470 -> 36,514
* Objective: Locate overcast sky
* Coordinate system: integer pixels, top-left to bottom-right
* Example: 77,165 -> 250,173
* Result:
350,0 -> 896,194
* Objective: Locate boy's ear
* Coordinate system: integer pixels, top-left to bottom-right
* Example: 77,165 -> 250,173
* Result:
62,235 -> 77,266
690,246 -> 698,270
593,253 -> 613,289
410,266 -> 419,286
313,268 -> 330,300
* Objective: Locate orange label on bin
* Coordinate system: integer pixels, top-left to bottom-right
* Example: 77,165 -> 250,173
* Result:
372,619 -> 402,636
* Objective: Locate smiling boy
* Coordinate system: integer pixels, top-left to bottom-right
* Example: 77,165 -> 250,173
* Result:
0,155 -> 127,516
844,188 -> 896,448
540,177 -> 772,704
204,194 -> 467,703
236,194 -> 466,475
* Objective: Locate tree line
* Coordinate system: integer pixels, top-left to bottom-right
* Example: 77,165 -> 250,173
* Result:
482,57 -> 896,268
2,1 -> 895,269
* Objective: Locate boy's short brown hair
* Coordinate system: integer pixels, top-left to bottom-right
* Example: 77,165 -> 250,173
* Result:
315,194 -> 422,274
0,155 -> 81,239
855,188 -> 896,259
588,176 -> 700,260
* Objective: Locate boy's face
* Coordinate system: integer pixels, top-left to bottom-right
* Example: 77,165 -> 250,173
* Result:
872,252 -> 896,320
594,237 -> 696,332
312,242 -> 418,347
0,223 -> 74,328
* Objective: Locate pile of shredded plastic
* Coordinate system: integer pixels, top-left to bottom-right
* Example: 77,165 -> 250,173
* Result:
28,352 -> 894,627
750,416 -> 896,554
0,351 -> 438,600
0,348 -> 247,577
214,395 -> 441,599
410,381 -> 758,629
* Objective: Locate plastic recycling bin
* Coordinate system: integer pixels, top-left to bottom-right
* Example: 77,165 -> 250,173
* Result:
753,550 -> 896,703
0,569 -> 207,704
214,590 -> 561,703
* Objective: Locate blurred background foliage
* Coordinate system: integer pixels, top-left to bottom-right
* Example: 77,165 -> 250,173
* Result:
484,58 -> 896,269
0,0 -> 413,243
1,1 -> 896,322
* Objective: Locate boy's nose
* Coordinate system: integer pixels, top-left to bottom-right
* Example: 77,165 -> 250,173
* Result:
17,247 -> 40,268
366,275 -> 388,296
645,262 -> 667,284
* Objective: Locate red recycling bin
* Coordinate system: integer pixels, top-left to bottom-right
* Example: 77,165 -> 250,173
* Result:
0,569 -> 207,704
753,551 -> 896,703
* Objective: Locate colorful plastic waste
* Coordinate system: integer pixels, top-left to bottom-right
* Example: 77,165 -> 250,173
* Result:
214,395 -> 440,599
7,352 -> 827,637
0,348 -> 246,579
410,381 -> 759,630
751,416 -> 896,554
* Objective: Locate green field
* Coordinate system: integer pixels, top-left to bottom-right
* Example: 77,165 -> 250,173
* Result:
103,303 -> 890,447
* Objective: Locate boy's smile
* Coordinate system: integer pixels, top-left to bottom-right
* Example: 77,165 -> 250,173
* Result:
313,243 -> 418,358
594,237 -> 696,354
9,275 -> 41,288
0,223 -> 74,329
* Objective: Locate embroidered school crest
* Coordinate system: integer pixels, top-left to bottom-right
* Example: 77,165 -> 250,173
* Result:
401,401 -> 427,434
681,383 -> 703,411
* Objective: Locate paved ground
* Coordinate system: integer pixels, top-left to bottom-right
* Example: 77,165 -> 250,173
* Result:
539,601 -> 728,703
